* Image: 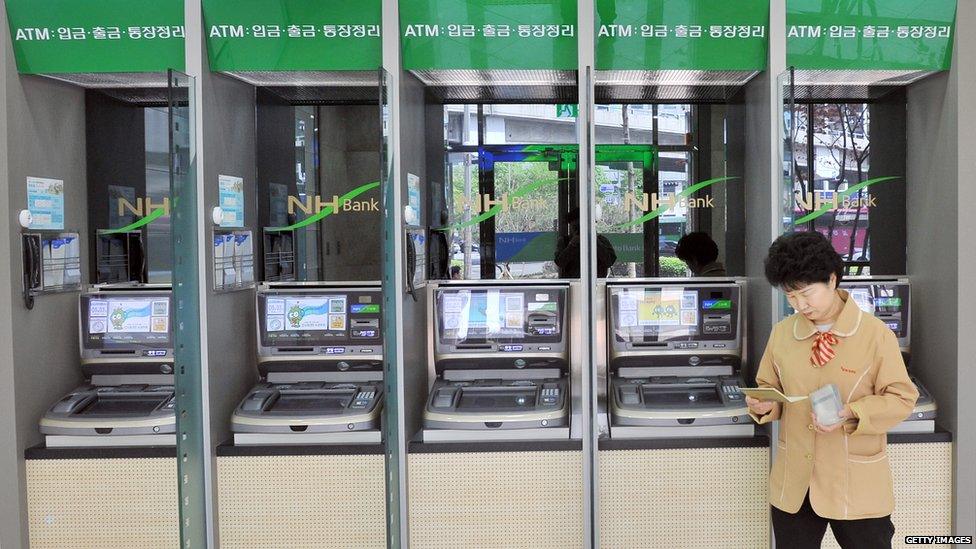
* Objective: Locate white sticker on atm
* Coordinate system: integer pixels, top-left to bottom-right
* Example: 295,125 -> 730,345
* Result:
442,295 -> 463,313
151,316 -> 169,333
535,293 -> 549,301
89,318 -> 107,334
266,316 -> 285,332
267,299 -> 285,316
89,300 -> 108,317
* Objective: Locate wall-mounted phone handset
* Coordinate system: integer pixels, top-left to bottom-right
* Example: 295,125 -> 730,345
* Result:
22,233 -> 41,309
405,231 -> 417,302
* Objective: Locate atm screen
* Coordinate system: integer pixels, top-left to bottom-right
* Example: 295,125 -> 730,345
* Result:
258,290 -> 382,348
842,282 -> 909,339
610,285 -> 738,343
81,293 -> 173,352
437,287 -> 564,345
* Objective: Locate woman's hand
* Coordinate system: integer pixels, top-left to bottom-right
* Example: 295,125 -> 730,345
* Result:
811,405 -> 855,434
746,395 -> 774,416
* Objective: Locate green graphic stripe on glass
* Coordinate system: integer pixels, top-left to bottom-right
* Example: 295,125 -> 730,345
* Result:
596,0 -> 769,71
400,0 -> 578,70
786,0 -> 956,70
99,207 -> 167,235
614,176 -> 736,228
266,181 -> 380,232
5,0 -> 185,73
446,177 -> 558,231
203,0 -> 381,71
793,176 -> 896,225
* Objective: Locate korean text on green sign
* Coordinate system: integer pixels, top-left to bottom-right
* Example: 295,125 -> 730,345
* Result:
203,0 -> 381,71
596,0 -> 769,71
400,0 -> 578,70
786,0 -> 956,70
5,0 -> 184,74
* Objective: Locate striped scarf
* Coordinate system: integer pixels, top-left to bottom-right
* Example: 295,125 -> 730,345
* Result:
811,331 -> 839,368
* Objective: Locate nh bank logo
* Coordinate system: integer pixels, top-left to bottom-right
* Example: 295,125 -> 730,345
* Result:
100,196 -> 171,235
792,176 -> 896,225
268,181 -> 381,232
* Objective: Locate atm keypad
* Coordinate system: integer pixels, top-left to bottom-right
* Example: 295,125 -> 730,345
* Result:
722,385 -> 743,401
540,387 -> 560,406
351,391 -> 375,409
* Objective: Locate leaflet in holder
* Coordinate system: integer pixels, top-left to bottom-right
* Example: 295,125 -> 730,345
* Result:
256,286 -> 383,376
434,285 -> 568,373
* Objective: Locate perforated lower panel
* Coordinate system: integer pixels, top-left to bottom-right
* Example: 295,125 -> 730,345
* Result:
216,455 -> 386,548
599,447 -> 770,548
821,442 -> 952,549
408,451 -> 584,548
26,458 -> 178,548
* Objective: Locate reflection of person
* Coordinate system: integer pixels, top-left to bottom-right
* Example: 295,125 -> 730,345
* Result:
747,231 -> 917,548
675,232 -> 726,276
554,207 -> 617,278
450,265 -> 462,280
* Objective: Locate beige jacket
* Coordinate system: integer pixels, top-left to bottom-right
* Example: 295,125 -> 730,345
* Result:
751,290 -> 918,520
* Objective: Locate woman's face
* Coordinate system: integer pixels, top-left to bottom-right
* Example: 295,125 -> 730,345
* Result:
783,274 -> 839,323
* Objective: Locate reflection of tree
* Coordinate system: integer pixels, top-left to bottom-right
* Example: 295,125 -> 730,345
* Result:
792,103 -> 871,272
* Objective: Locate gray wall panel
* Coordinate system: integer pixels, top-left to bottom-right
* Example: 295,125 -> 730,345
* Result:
2,71 -> 87,548
399,71 -> 429,442
200,71 -> 258,449
906,72 -> 964,531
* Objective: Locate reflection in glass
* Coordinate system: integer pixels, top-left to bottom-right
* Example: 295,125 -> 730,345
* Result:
790,102 -> 872,275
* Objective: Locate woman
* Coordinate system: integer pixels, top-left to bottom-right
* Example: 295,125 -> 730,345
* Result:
746,231 -> 918,548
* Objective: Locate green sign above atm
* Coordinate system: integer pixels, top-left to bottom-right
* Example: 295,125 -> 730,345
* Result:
400,0 -> 578,70
4,0 -> 184,74
595,0 -> 769,71
203,0 -> 381,71
786,0 -> 956,70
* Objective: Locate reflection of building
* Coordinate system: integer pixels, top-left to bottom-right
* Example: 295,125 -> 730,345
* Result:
446,104 -> 693,240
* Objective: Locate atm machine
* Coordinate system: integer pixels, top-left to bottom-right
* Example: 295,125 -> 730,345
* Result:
40,285 -> 176,447
422,282 -> 571,442
606,279 -> 754,439
231,282 -> 384,445
841,276 -> 936,434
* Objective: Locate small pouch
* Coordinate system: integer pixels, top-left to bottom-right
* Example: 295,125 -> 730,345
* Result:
810,384 -> 844,426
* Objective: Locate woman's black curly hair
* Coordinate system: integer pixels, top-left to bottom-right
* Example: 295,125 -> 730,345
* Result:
764,231 -> 844,290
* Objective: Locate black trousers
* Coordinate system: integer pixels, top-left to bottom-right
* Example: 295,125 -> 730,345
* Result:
771,493 -> 895,549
